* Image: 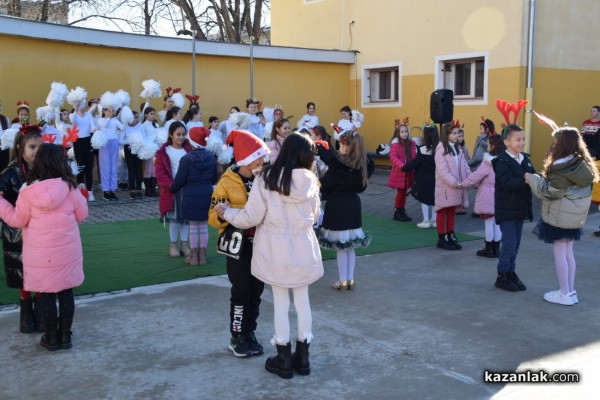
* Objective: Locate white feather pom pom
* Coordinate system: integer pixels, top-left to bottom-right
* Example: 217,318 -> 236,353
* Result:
91,130 -> 108,149
137,139 -> 159,160
0,128 -> 18,150
206,131 -> 224,156
66,87 -> 88,108
36,106 -> 54,124
100,92 -> 119,111
140,79 -> 162,99
155,127 -> 168,145
46,82 -> 69,108
128,130 -> 145,154
217,146 -> 234,165
171,92 -> 185,108
119,106 -> 134,125
115,89 -> 131,107
229,112 -> 251,129
352,109 -> 364,123
67,147 -> 75,160
69,160 -> 82,176
263,107 -> 274,123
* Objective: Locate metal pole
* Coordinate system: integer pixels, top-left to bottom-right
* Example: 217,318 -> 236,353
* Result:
250,36 -> 254,99
192,30 -> 196,97
524,0 -> 536,153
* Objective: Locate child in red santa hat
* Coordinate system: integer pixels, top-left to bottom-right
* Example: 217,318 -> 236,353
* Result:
208,129 -> 269,358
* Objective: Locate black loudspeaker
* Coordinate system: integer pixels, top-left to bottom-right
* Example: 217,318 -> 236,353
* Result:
430,89 -> 454,124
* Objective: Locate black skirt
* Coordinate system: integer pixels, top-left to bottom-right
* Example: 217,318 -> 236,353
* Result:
533,220 -> 581,244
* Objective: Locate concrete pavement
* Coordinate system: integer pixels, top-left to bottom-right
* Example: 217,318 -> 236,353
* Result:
1,170 -> 599,399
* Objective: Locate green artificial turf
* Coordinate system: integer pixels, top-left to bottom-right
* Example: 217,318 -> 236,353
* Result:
0,215 -> 479,305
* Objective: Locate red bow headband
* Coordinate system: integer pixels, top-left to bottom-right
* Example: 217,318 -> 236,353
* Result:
339,130 -> 356,145
165,87 -> 181,97
450,119 -> 464,128
185,94 -> 199,104
19,123 -> 42,135
16,100 -> 30,109
496,99 -> 528,126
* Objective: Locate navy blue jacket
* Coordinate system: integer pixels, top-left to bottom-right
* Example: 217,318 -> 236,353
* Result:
170,148 -> 218,221
492,151 -> 535,223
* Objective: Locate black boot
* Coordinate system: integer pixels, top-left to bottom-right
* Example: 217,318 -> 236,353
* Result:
510,271 -> 527,291
492,241 -> 500,258
40,320 -> 60,351
149,177 -> 158,197
437,233 -> 455,250
265,343 -> 293,379
393,208 -> 411,222
476,241 -> 495,258
494,272 -> 518,292
144,178 -> 152,197
59,318 -> 73,350
19,298 -> 35,334
33,296 -> 45,332
292,340 -> 311,376
448,231 -> 462,250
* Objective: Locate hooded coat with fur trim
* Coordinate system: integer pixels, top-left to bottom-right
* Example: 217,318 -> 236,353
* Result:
461,153 -> 496,215
434,142 -> 471,211
222,169 -> 323,288
388,138 -> 416,190
0,178 -> 88,292
155,140 -> 193,217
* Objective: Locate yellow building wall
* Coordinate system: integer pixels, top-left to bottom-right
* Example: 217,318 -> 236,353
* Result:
0,35 -> 350,130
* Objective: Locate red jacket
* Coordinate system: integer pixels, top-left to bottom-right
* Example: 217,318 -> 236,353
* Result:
155,140 -> 192,217
388,138 -> 416,189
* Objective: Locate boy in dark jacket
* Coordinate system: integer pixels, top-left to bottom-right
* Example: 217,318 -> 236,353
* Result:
492,124 -> 535,292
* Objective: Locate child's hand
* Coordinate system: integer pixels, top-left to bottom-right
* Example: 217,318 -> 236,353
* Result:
525,172 -> 531,183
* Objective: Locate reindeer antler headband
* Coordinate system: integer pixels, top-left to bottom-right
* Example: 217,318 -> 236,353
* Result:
496,99 -> 528,126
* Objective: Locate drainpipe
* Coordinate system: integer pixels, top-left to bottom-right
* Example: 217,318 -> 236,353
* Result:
524,0 -> 536,153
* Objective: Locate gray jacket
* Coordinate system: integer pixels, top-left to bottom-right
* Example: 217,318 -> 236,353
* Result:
528,174 -> 592,229
468,134 -> 488,168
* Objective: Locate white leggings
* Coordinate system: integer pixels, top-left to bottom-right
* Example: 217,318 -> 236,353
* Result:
271,285 -> 313,345
336,249 -> 356,282
553,239 -> 576,295
169,222 -> 189,243
484,217 -> 502,241
421,203 -> 437,222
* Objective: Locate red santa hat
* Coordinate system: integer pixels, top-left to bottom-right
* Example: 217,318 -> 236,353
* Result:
225,129 -> 269,166
188,126 -> 210,148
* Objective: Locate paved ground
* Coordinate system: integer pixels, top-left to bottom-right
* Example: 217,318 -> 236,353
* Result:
1,169 -> 599,399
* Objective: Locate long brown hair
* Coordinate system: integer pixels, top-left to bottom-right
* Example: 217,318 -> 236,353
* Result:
26,143 -> 77,189
391,124 -> 414,163
543,127 -> 599,180
440,122 -> 460,156
339,130 -> 368,186
12,126 -> 42,164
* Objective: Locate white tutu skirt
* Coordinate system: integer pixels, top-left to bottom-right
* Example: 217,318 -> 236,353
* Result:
316,227 -> 372,251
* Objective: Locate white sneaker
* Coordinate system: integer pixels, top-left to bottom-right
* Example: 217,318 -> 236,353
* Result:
417,221 -> 430,229
543,290 -> 574,306
569,291 -> 579,304
430,221 -> 437,228
88,192 -> 95,202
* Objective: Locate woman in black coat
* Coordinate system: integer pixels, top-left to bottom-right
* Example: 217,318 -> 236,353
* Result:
402,126 -> 438,228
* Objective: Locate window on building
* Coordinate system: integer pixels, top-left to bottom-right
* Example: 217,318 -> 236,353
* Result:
435,53 -> 488,104
443,58 -> 484,99
361,62 -> 402,108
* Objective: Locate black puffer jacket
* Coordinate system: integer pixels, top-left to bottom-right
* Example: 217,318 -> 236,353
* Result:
402,145 -> 435,206
320,156 -> 367,230
0,161 -> 26,289
492,151 -> 535,224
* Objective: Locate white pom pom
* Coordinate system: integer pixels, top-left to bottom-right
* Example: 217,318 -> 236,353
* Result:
46,82 -> 69,108
229,112 -> 251,129
36,106 -> 54,124
100,92 -> 119,111
352,109 -> 364,123
0,128 -> 18,150
155,127 -> 168,145
206,131 -> 224,156
171,92 -> 185,108
140,79 -> 162,99
128,130 -> 145,154
217,146 -> 234,165
115,89 -> 131,107
119,106 -> 134,125
137,139 -> 159,160
263,107 -> 274,123
66,87 -> 88,108
91,130 -> 108,149
67,147 -> 75,160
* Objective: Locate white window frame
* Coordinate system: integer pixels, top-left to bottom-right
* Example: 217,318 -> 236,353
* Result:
434,51 -> 488,106
361,61 -> 402,108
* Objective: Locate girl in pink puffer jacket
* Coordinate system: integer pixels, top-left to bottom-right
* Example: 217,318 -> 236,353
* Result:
461,135 -> 505,258
434,123 -> 471,250
0,143 -> 88,352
